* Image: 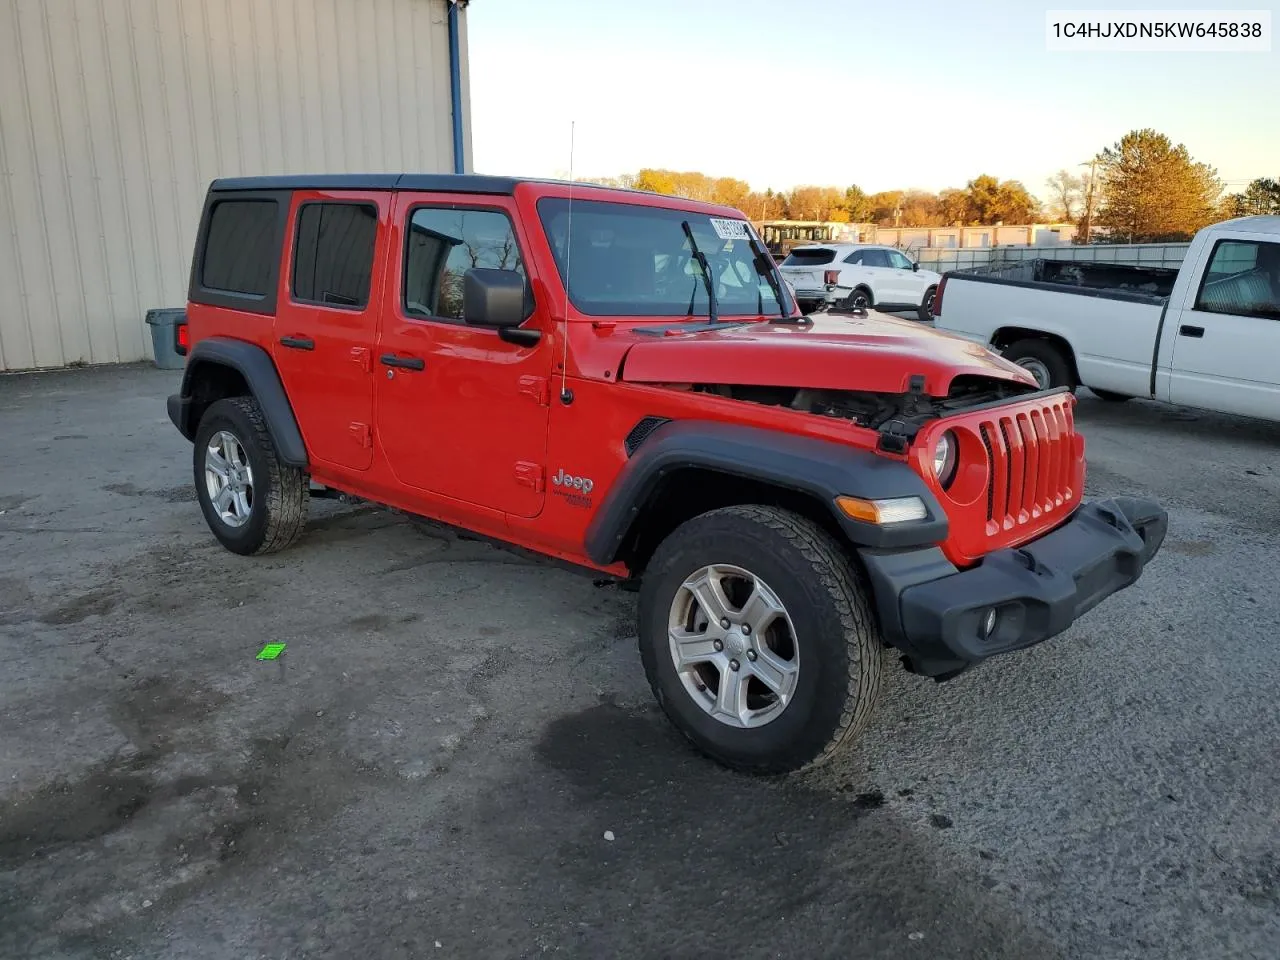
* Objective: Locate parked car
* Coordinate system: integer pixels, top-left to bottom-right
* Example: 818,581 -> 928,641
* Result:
166,174 -> 1166,775
931,216 -> 1280,421
777,243 -> 942,319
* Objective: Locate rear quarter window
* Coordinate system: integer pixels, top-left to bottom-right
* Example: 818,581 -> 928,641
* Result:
189,190 -> 290,315
782,249 -> 836,266
203,201 -> 276,294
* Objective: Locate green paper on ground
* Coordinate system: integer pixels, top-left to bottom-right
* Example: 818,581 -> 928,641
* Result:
256,642 -> 287,661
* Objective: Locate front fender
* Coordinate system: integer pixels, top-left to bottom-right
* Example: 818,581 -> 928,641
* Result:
583,420 -> 947,566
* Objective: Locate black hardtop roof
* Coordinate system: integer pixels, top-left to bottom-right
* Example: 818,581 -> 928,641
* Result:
208,173 -> 689,203
210,173 -> 520,194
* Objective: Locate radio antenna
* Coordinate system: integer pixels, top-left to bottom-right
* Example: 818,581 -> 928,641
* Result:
558,120 -> 575,404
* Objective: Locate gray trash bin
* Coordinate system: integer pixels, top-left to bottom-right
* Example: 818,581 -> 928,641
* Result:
145,308 -> 187,370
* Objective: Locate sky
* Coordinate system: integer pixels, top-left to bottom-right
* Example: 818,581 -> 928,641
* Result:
466,0 -> 1278,198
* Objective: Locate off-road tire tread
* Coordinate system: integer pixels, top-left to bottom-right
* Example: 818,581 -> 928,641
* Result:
201,396 -> 307,555
640,504 -> 883,775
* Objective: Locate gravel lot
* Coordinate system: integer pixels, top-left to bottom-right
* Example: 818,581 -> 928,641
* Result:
2,363 -> 1278,960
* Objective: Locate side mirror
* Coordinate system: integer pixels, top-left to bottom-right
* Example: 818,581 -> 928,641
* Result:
912,262 -> 920,272
463,268 -> 540,345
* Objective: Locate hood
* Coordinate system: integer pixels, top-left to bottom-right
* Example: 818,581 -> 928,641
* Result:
618,313 -> 1035,395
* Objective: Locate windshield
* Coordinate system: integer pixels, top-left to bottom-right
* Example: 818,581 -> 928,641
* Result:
536,197 -> 786,318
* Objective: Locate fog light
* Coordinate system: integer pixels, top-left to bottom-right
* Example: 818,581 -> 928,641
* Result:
981,608 -> 998,638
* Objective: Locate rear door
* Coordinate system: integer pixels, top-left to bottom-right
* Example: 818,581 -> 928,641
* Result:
837,249 -> 870,293
858,248 -> 897,305
1168,235 -> 1280,419
273,191 -> 386,471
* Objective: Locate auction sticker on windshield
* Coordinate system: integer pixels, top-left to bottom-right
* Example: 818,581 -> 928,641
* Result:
710,218 -> 750,240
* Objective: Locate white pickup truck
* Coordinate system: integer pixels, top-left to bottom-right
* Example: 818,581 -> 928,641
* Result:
930,216 -> 1280,422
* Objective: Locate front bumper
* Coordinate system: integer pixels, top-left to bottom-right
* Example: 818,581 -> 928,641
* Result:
860,497 -> 1168,679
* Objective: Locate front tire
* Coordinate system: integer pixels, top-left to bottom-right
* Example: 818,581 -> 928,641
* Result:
193,397 -> 308,556
638,505 -> 883,775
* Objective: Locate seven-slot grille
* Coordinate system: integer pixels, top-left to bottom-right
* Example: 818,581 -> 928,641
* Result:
975,396 -> 1076,535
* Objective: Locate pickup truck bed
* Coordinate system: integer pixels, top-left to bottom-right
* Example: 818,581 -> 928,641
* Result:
930,216 -> 1280,422
933,262 -> 1172,399
967,259 -> 1179,298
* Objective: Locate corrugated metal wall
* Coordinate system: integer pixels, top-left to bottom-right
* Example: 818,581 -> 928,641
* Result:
0,0 -> 468,372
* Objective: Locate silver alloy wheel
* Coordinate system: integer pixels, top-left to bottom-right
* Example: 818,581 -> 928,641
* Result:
923,288 -> 936,313
204,430 -> 254,528
1015,357 -> 1051,389
667,563 -> 800,728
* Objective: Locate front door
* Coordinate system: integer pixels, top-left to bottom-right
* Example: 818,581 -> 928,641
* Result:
884,248 -> 927,307
1169,235 -> 1280,420
374,193 -> 551,519
273,192 -> 386,471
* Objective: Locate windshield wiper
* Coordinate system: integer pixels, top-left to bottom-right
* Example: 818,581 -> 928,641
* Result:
682,220 -> 718,325
747,231 -> 802,323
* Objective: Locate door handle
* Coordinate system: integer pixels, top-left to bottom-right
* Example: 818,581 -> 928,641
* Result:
379,353 -> 425,371
279,335 -> 315,350
1179,325 -> 1205,338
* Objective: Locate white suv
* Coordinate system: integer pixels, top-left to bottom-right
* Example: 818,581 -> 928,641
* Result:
777,244 -> 942,321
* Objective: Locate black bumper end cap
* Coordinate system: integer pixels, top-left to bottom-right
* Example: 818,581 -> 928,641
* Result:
167,393 -> 193,440
863,496 -> 1168,679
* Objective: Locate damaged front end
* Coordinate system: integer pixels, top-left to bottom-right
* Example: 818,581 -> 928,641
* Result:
681,373 -> 1041,450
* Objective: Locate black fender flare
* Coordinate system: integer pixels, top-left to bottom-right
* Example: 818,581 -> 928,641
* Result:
583,420 -> 948,566
168,337 -> 308,468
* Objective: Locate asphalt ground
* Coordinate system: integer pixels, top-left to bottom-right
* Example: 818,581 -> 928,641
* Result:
1,364 -> 1277,959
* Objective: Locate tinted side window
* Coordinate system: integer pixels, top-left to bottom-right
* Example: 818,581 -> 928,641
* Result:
1195,240 -> 1280,320
292,203 -> 378,308
403,208 -> 526,321
862,250 -> 891,268
843,251 -> 865,264
202,200 -> 277,296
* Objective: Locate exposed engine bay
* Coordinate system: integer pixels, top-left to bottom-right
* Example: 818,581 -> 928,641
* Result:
687,374 -> 1039,431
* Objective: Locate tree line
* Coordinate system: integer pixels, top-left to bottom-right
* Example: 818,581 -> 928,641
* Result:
586,129 -> 1278,244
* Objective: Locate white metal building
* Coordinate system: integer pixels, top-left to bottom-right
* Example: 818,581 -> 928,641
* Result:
0,0 -> 473,372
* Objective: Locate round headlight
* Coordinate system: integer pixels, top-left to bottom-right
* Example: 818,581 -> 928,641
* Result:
932,431 -> 958,488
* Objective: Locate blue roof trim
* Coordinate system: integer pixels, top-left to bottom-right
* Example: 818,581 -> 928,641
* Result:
448,1 -> 466,173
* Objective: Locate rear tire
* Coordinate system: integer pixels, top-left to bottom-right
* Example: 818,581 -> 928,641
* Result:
193,397 -> 308,556
918,285 -> 937,322
637,505 -> 883,775
1002,338 -> 1075,390
843,286 -> 873,311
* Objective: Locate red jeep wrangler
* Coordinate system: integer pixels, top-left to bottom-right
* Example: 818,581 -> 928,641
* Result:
167,174 -> 1167,774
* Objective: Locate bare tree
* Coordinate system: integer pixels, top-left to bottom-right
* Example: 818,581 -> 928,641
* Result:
1045,169 -> 1083,222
